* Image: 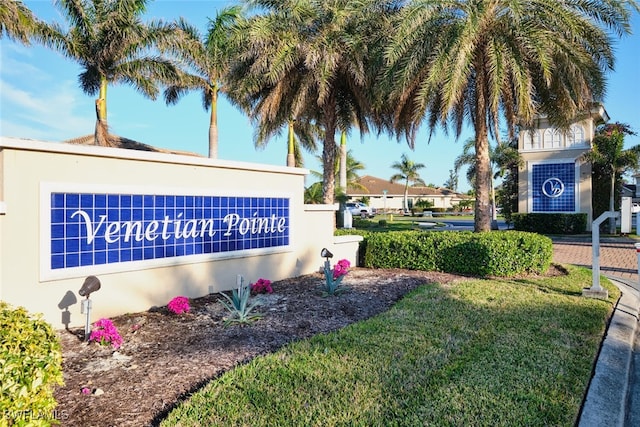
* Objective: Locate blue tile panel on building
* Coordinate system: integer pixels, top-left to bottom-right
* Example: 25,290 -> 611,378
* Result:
50,192 -> 290,270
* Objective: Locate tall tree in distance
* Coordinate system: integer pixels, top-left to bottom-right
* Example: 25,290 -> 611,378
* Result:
164,6 -> 243,158
311,149 -> 367,194
443,169 -> 458,191
38,0 -> 179,146
389,153 -> 426,213
384,0 -> 638,232
583,122 -> 639,234
339,131 -> 348,194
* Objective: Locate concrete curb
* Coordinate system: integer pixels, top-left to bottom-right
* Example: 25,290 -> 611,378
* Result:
578,276 -> 639,427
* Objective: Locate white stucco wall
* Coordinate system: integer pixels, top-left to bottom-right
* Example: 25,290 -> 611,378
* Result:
0,138 -> 358,328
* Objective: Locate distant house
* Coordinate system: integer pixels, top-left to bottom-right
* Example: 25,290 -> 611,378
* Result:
347,175 -> 471,212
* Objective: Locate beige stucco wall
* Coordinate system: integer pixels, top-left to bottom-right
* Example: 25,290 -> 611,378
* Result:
0,137 -> 358,328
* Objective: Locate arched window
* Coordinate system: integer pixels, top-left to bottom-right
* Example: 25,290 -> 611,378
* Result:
532,130 -> 541,149
522,130 -> 532,150
567,124 -> 586,147
543,129 -> 553,148
522,130 -> 542,150
552,130 -> 561,148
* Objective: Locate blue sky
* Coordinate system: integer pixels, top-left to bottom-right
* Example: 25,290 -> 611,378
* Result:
1,1 -> 639,194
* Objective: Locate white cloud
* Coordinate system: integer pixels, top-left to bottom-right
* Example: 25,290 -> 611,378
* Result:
0,78 -> 94,141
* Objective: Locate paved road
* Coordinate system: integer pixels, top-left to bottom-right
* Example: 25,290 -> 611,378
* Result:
552,235 -> 639,283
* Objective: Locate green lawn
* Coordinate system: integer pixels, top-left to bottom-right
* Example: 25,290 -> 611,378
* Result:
161,265 -> 618,427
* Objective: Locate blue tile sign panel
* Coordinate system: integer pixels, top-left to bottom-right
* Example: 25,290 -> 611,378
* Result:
45,188 -> 290,277
531,162 -> 575,212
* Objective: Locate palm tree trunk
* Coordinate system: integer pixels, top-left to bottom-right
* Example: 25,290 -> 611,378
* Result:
94,77 -> 109,147
322,133 -> 337,204
473,64 -> 492,233
321,99 -> 338,205
339,131 -> 347,193
403,180 -> 409,213
286,120 -> 295,167
209,86 -> 219,159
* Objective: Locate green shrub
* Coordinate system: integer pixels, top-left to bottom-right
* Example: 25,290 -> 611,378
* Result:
1,302 -> 64,426
363,230 -> 552,277
512,213 -> 587,234
352,218 -> 374,228
378,219 -> 387,227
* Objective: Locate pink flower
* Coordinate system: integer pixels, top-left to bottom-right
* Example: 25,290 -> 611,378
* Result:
333,259 -> 351,279
81,387 -> 91,395
167,296 -> 190,314
251,278 -> 273,294
89,318 -> 123,349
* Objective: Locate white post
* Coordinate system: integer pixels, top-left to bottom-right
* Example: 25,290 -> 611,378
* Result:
636,243 -> 640,287
622,197 -> 632,234
584,211 -> 618,299
81,298 -> 92,341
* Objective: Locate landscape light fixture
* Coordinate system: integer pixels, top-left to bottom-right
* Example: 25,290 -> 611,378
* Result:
79,275 -> 101,341
320,247 -> 333,261
321,248 -> 334,273
79,275 -> 101,297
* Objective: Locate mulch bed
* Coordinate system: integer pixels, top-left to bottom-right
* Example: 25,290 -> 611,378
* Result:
54,268 -> 467,427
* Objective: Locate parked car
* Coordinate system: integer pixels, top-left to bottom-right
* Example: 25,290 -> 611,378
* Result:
633,203 -> 640,213
345,202 -> 375,218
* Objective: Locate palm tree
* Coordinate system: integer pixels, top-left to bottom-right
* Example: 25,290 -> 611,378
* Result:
583,122 -> 639,234
384,0 -> 637,232
39,0 -> 179,146
0,0 -> 44,44
455,137 -> 521,228
254,117 -> 321,168
228,0 -> 390,204
163,6 -> 243,158
311,149 -> 367,194
304,181 -> 324,204
389,153 -> 426,212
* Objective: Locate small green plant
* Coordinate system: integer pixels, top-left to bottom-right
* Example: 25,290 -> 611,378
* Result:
219,277 -> 262,324
1,302 -> 64,426
322,259 -> 351,295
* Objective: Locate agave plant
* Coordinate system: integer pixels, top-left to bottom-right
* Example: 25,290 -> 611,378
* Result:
322,259 -> 351,296
218,276 -> 261,324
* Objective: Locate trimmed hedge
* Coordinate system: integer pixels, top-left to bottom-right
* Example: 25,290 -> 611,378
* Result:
512,213 -> 587,234
1,302 -> 64,426
357,230 -> 552,277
